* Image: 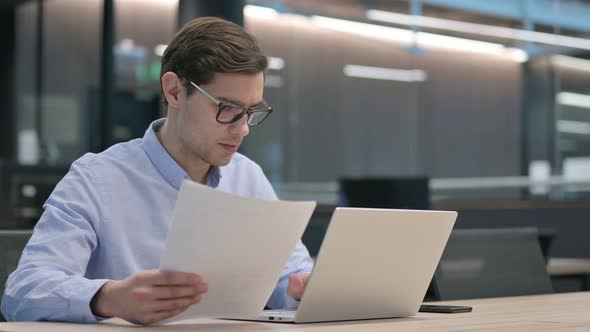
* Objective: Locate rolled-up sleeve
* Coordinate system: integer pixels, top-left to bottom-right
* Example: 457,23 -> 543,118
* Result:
1,160 -> 110,322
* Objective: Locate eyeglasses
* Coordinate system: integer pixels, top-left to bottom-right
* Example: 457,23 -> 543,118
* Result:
189,81 -> 273,126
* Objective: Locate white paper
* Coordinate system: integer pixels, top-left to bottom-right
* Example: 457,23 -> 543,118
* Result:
159,180 -> 316,323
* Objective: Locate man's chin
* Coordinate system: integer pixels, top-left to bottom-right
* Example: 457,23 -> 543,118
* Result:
210,155 -> 234,167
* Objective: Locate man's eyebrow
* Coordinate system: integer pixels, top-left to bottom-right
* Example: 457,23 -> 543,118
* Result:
216,96 -> 264,108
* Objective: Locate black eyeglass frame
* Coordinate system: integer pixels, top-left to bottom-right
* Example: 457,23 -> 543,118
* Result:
189,81 -> 273,126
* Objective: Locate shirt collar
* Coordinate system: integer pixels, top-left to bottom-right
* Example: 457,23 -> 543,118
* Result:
142,118 -> 222,190
206,165 -> 221,188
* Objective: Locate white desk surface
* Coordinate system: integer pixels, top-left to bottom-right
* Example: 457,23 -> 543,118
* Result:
1,291 -> 589,332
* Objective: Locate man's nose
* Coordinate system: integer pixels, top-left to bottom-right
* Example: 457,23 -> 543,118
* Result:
229,114 -> 250,137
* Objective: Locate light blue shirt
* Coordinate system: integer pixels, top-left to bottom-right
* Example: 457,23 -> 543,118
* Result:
1,119 -> 313,323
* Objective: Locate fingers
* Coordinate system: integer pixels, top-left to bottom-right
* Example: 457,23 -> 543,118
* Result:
129,284 -> 208,304
137,270 -> 203,286
289,272 -> 310,288
287,272 -> 311,300
151,283 -> 208,300
123,270 -> 208,325
288,274 -> 303,288
133,293 -> 205,325
287,275 -> 304,300
144,294 -> 203,313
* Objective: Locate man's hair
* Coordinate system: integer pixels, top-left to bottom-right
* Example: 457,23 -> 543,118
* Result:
160,17 -> 268,105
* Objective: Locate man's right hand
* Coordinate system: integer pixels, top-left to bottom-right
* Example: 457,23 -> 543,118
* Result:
91,270 -> 208,325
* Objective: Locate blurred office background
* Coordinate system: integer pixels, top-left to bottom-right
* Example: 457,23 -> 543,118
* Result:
1,0 -> 590,293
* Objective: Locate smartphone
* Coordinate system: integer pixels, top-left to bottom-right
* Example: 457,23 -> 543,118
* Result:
419,304 -> 472,313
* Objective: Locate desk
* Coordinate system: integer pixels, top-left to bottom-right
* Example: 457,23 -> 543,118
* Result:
1,292 -> 589,331
548,258 -> 590,291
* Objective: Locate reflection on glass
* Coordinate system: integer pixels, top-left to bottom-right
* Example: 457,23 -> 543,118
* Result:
14,0 -> 101,166
110,0 -> 177,146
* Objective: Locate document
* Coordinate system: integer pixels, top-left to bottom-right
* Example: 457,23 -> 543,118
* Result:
159,180 -> 316,323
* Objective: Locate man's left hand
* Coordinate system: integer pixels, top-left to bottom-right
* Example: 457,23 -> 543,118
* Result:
287,272 -> 311,301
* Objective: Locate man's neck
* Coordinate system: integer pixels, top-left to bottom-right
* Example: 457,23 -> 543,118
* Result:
156,119 -> 210,184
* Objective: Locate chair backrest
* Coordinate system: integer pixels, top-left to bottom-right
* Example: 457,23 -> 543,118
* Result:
431,227 -> 553,301
0,229 -> 33,321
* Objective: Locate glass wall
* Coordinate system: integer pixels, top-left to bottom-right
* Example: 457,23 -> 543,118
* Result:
5,0 -> 176,227
110,0 -> 177,145
3,0 -> 590,215
12,0 -> 176,166
14,0 -> 102,167
240,0 -> 590,203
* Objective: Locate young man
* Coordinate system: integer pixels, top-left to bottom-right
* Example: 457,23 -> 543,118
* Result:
1,17 -> 313,325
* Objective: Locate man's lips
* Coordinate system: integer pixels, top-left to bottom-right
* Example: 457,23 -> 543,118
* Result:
220,143 -> 239,152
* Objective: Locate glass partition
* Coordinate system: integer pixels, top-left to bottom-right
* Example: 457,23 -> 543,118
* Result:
241,0 -> 590,203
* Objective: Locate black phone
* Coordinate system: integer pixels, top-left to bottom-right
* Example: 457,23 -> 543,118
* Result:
419,304 -> 472,313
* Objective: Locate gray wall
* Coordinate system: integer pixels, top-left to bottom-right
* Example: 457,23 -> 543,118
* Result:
244,15 -> 523,182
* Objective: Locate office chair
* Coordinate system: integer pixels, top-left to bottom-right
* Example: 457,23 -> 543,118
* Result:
0,229 -> 33,322
431,227 -> 553,301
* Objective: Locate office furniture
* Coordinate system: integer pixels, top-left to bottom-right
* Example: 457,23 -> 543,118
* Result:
0,292 -> 588,331
0,161 -> 12,226
0,163 -> 67,229
435,201 -> 590,260
303,200 -> 590,262
304,177 -> 429,257
431,228 -> 553,300
0,230 -> 33,292
548,258 -> 590,276
548,257 -> 590,291
339,177 -> 430,210
0,229 -> 34,322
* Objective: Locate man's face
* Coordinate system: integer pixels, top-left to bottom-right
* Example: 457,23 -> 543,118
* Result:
173,72 -> 264,167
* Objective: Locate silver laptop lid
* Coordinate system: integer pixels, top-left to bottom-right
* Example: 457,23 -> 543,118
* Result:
294,208 -> 457,323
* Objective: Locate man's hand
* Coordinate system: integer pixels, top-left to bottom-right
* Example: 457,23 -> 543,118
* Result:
287,272 -> 311,301
91,270 -> 208,325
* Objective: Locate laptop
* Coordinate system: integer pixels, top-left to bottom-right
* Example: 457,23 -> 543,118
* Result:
256,207 -> 457,323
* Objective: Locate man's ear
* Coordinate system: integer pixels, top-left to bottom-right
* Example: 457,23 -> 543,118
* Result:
161,72 -> 182,109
